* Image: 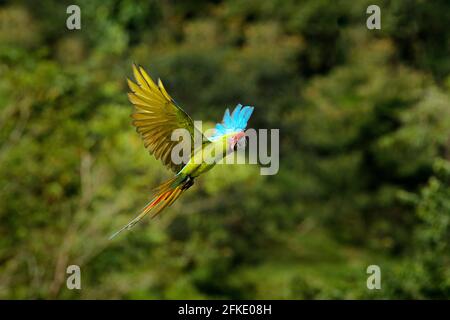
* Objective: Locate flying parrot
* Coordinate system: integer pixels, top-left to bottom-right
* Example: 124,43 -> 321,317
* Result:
110,64 -> 254,239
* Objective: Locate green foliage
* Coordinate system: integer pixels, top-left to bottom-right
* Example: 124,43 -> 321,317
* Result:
381,159 -> 450,299
0,0 -> 448,299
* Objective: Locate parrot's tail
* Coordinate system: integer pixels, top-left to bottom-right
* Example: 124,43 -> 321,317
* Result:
109,174 -> 193,239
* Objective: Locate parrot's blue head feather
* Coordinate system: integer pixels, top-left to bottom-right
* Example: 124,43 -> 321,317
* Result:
210,104 -> 254,141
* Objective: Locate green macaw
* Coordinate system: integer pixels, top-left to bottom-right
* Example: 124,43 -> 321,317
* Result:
110,65 -> 254,238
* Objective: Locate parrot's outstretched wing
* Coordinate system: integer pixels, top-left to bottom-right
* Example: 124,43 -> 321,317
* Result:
127,64 -> 209,173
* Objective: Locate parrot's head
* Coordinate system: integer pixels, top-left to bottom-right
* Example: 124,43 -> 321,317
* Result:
210,104 -> 254,153
230,131 -> 246,151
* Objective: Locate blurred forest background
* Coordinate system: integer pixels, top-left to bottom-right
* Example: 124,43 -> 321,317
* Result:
0,0 -> 449,299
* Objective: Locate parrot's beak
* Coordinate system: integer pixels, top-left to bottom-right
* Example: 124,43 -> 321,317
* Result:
231,131 -> 246,150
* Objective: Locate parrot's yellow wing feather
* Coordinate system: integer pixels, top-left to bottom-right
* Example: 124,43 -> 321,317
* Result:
128,64 -> 208,173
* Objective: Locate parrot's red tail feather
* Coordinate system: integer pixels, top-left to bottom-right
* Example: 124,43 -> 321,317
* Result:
109,175 -> 192,239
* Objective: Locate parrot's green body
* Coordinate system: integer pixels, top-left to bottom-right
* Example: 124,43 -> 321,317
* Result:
182,131 -> 242,177
110,65 -> 253,239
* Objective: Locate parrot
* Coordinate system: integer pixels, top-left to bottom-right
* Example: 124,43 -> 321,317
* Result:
110,64 -> 254,239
